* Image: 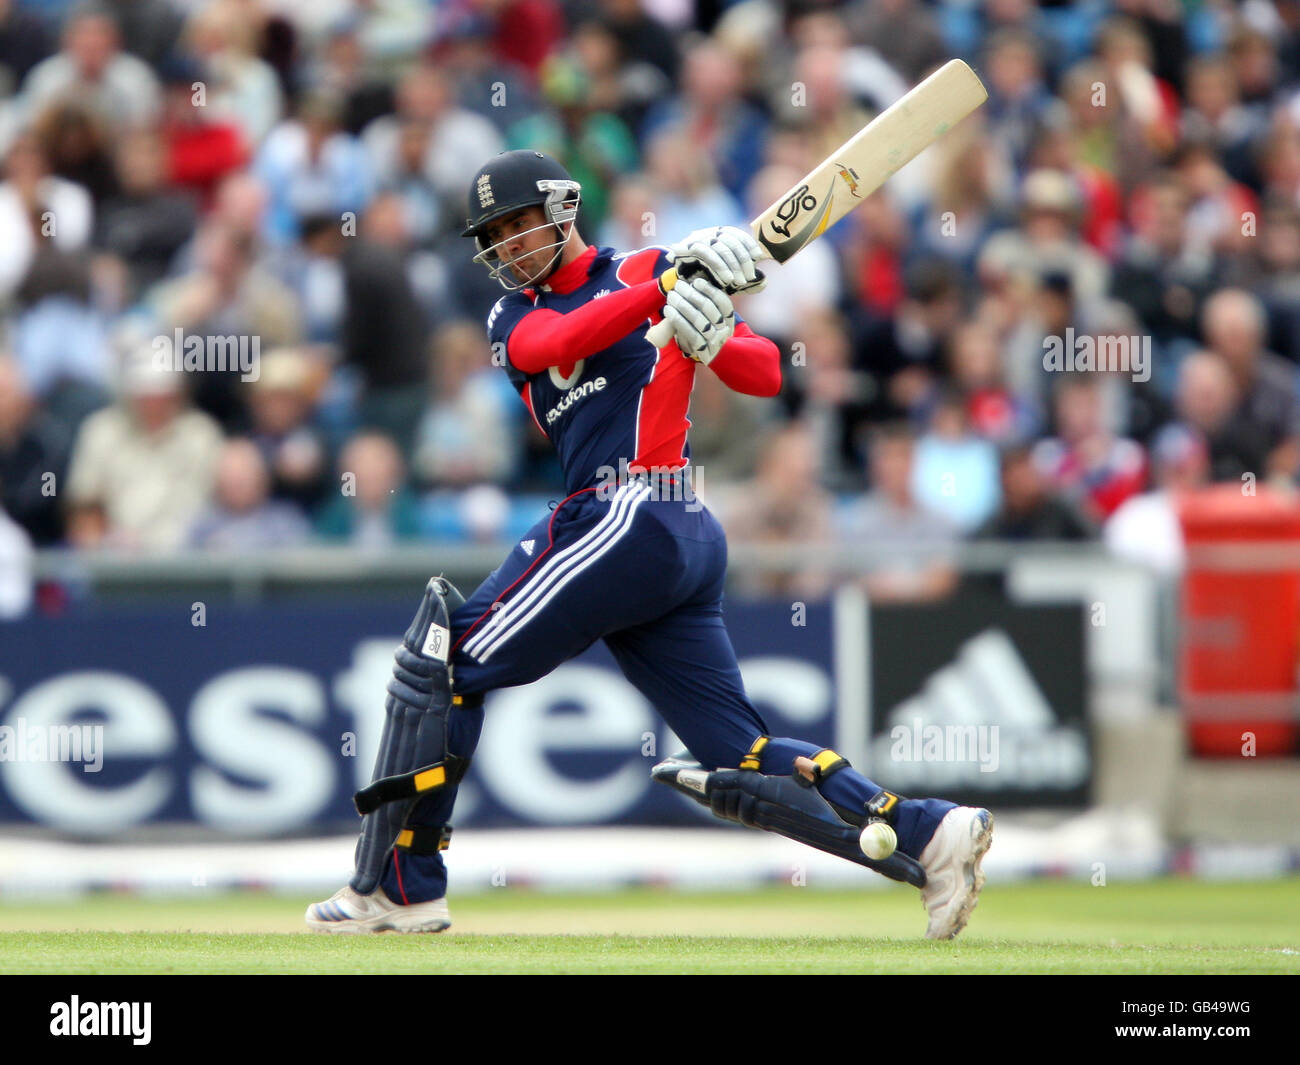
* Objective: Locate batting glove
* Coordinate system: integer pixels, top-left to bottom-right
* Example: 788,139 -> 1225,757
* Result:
664,275 -> 735,364
667,226 -> 767,293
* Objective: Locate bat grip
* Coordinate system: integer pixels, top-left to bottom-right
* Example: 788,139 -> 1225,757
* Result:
647,262 -> 766,350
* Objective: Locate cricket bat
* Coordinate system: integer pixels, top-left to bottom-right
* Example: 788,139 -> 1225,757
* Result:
648,58 -> 988,348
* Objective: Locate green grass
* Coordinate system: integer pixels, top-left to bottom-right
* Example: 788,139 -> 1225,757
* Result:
1,879 -> 1297,974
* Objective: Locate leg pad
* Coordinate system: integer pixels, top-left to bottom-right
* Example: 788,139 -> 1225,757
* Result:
652,757 -> 927,888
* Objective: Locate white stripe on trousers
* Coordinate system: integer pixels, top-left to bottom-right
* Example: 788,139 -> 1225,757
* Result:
463,480 -> 642,657
474,482 -> 652,662
463,481 -> 652,660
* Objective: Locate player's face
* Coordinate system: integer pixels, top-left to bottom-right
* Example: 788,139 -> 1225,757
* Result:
485,207 -> 555,283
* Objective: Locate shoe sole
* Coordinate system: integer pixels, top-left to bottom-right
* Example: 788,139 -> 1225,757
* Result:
306,904 -> 451,935
928,809 -> 994,940
307,919 -> 451,935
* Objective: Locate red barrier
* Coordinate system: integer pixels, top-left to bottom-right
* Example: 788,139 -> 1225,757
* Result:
1179,486 -> 1300,756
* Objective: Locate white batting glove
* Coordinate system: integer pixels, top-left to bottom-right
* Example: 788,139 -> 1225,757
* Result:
667,226 -> 766,292
664,275 -> 735,364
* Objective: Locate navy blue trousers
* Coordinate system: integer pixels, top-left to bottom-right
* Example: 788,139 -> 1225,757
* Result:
381,480 -> 954,902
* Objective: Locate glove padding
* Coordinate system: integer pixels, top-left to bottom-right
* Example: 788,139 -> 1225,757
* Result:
664,276 -> 735,365
667,226 -> 767,293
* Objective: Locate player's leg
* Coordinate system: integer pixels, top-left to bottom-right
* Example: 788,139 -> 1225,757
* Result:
307,574 -> 472,932
357,481 -> 694,915
604,527 -> 991,936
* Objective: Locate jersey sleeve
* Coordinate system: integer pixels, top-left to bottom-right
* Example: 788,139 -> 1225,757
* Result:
705,319 -> 783,397
505,275 -> 669,375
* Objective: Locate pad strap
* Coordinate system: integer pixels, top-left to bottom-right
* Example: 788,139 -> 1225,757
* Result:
865,789 -> 903,825
794,747 -> 850,787
738,735 -> 769,771
354,753 -> 471,815
394,825 -> 453,855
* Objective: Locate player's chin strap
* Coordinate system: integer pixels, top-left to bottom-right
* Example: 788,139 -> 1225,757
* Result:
652,738 -> 927,888
351,577 -> 481,895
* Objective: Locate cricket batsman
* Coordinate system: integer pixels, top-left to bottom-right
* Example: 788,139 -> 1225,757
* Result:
307,150 -> 993,938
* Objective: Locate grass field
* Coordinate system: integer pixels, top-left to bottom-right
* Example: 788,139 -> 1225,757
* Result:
1,879 -> 1297,974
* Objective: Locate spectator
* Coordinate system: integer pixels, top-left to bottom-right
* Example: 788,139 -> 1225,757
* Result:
95,129 -> 199,298
781,307 -> 874,491
1172,349 -> 1266,482
147,219 -> 302,427
974,443 -> 1095,541
157,55 -> 248,209
0,494 -> 32,619
20,4 -> 160,132
569,17 -> 667,138
255,89 -> 374,246
0,355 -> 72,546
912,390 -> 1001,533
32,100 -> 118,206
431,16 -> 538,135
296,202 -> 430,451
316,431 -> 421,547
715,420 -> 834,599
1183,53 -> 1264,191
184,0 -> 284,148
596,0 -> 681,86
306,17 -> 394,137
979,27 -> 1055,175
978,168 -> 1110,308
1109,170 -> 1219,352
65,354 -> 223,551
1202,287 -> 1300,480
640,39 -> 767,204
847,0 -> 945,85
1174,138 -> 1259,264
947,319 -> 1040,445
0,132 -> 93,303
838,422 -> 959,602
639,128 -> 742,256
1104,423 -> 1210,576
412,322 -> 521,488
0,0 -> 52,95
852,259 -> 965,424
244,347 -> 330,512
362,63 -> 502,217
1033,375 -> 1147,523
1252,197 -> 1300,364
188,437 -> 311,550
506,54 -> 639,236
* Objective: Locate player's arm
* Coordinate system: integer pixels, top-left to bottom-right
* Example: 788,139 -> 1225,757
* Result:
497,278 -> 672,374
664,275 -> 782,397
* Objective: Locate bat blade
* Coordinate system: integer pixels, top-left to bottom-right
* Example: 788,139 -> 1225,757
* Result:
648,59 -> 987,349
757,59 -> 987,263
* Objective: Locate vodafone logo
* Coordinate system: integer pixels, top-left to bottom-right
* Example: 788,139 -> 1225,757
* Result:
545,375 -> 607,424
548,359 -> 586,390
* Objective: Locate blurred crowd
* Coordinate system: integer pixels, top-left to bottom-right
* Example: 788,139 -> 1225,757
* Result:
1,0 -> 1299,614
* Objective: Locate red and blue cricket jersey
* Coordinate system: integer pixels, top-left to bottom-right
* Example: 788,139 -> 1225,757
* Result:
486,244 -> 781,494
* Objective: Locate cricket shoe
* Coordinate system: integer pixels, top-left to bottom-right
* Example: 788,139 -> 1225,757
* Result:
918,806 -> 993,940
305,886 -> 451,934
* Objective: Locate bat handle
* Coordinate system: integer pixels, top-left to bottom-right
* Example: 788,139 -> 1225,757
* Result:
647,318 -> 674,349
647,262 -> 766,350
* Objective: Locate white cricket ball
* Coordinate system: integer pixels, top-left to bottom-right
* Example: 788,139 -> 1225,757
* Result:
859,821 -> 897,861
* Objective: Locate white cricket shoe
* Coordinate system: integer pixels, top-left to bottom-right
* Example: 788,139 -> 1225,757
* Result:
918,806 -> 993,940
305,886 -> 451,934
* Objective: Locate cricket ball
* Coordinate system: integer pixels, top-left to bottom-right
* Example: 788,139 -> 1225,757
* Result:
859,820 -> 897,861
